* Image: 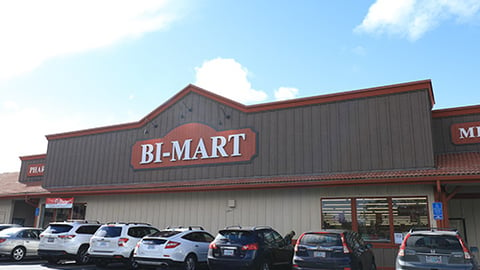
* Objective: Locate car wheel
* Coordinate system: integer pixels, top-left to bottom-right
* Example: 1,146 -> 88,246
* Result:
76,245 -> 90,265
127,253 -> 139,270
259,261 -> 270,270
184,254 -> 197,270
11,247 -> 26,261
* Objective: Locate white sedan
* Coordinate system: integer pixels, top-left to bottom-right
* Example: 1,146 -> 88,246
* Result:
133,226 -> 214,270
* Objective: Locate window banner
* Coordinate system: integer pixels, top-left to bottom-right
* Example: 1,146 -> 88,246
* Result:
45,198 -> 74,209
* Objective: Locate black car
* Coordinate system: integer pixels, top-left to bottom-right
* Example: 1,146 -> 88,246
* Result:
396,228 -> 478,270
292,230 -> 376,270
208,226 -> 295,270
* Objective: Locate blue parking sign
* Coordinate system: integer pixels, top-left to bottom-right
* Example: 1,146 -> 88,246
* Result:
432,202 -> 443,220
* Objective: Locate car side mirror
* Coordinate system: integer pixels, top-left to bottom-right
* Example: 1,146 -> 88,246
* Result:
470,246 -> 479,253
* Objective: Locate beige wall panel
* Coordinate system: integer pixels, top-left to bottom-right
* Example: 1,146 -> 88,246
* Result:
449,199 -> 480,256
81,184 -> 435,237
0,199 -> 13,223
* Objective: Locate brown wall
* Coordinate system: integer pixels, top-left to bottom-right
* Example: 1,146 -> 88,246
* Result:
19,157 -> 45,183
432,113 -> 480,154
43,89 -> 435,188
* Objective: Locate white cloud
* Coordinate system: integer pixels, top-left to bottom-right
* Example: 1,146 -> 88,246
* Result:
274,87 -> 299,101
356,0 -> 480,41
0,0 -> 179,81
194,58 -> 268,104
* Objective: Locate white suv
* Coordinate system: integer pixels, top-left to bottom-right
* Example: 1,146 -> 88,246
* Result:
134,226 -> 214,270
88,222 -> 159,269
38,220 -> 101,264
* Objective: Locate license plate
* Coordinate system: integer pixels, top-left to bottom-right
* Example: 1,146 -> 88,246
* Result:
426,256 -> 442,264
47,238 -> 54,243
98,241 -> 108,247
223,249 -> 234,256
314,251 -> 326,257
147,245 -> 155,250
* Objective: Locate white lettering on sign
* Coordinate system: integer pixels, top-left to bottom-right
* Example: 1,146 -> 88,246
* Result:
27,163 -> 45,177
139,133 -> 246,165
459,127 -> 480,139
130,123 -> 257,169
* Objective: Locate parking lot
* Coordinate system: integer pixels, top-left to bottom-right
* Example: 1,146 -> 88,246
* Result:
0,257 -> 208,270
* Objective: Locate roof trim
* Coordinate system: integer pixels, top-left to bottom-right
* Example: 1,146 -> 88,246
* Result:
19,154 -> 47,161
432,105 -> 480,118
46,80 -> 434,140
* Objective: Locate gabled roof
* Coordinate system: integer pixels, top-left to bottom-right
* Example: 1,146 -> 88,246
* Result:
46,80 -> 434,140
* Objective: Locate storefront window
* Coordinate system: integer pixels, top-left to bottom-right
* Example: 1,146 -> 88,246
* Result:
321,196 -> 429,244
357,198 -> 390,242
321,198 -> 352,230
392,197 -> 428,234
40,203 -> 87,228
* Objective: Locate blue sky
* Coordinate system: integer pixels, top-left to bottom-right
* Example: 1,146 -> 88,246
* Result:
1,0 -> 480,172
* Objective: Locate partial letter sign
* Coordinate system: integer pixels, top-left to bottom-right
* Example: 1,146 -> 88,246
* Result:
131,123 -> 257,170
451,121 -> 480,145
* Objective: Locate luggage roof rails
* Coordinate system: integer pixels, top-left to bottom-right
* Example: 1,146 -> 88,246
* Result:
165,226 -> 205,230
409,227 -> 458,233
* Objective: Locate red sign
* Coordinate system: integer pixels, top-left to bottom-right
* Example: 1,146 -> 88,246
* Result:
27,163 -> 45,177
131,123 -> 257,170
451,121 -> 480,145
46,198 -> 74,209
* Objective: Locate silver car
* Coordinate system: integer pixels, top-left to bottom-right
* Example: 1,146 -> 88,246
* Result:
0,227 -> 43,261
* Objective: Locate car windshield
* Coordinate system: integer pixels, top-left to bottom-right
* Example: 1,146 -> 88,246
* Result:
95,226 -> 122,237
216,230 -> 255,244
406,234 -> 463,252
150,230 -> 182,238
45,225 -> 73,234
300,233 -> 342,247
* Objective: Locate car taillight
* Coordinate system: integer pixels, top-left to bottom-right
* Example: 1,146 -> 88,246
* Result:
397,233 -> 411,257
340,233 -> 351,254
241,243 -> 258,250
118,238 -> 129,247
0,238 -> 6,243
456,235 -> 472,259
58,234 -> 76,239
209,242 -> 217,249
165,241 -> 181,249
294,233 -> 306,252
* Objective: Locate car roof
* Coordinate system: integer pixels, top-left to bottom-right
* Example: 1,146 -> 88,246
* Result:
302,229 -> 349,235
408,228 -> 459,236
221,226 -> 272,231
0,227 -> 40,233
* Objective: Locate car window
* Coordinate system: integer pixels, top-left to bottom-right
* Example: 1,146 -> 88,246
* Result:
202,232 -> 214,242
216,230 -> 255,244
406,234 -> 463,252
300,233 -> 342,246
183,232 -> 201,242
45,224 -> 73,234
128,226 -> 158,238
95,226 -> 122,237
76,225 -> 101,234
262,230 -> 276,244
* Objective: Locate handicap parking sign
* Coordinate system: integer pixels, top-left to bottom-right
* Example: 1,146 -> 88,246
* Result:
432,202 -> 443,220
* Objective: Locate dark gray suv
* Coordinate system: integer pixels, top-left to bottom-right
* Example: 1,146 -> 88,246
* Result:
396,228 -> 478,270
208,226 -> 295,270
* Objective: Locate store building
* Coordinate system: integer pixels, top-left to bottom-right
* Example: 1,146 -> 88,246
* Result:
2,79 -> 480,269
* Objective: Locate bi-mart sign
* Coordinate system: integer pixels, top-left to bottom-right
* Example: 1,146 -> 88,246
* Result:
131,123 -> 257,170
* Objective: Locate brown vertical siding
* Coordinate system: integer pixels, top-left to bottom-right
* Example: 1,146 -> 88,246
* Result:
43,89 -> 434,188
432,113 -> 480,154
